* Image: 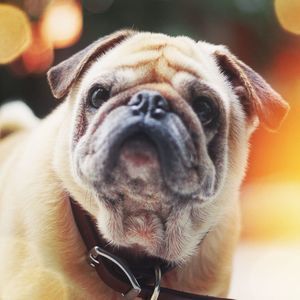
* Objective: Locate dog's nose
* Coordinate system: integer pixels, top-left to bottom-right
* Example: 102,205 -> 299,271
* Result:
128,90 -> 169,119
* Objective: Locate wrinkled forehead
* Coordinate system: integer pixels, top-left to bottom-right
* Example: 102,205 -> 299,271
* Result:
79,33 -> 230,106
98,33 -> 213,71
84,33 -> 221,82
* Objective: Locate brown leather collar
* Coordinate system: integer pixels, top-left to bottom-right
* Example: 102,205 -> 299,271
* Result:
70,197 -> 234,300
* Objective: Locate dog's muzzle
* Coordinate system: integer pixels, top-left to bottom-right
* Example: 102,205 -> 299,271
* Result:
76,89 -> 216,198
102,89 -> 203,195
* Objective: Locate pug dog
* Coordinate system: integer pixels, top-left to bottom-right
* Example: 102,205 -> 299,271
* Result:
0,30 -> 289,299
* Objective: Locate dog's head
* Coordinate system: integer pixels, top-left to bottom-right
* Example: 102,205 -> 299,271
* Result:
48,30 -> 288,263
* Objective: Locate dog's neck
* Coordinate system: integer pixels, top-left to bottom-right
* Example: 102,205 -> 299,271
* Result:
68,197 -> 233,300
69,196 -> 175,292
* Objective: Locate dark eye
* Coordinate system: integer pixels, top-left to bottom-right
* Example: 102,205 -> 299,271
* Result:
192,96 -> 218,126
89,86 -> 110,109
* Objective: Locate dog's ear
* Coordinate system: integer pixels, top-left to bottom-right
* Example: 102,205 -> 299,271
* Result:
213,46 -> 289,131
47,30 -> 136,99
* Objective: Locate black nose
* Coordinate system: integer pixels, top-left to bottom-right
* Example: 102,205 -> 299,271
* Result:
128,90 -> 169,119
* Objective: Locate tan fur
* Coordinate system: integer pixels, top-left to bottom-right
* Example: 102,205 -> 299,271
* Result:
0,31 -> 288,299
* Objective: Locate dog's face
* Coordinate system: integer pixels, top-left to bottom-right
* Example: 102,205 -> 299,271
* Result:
48,30 -> 288,263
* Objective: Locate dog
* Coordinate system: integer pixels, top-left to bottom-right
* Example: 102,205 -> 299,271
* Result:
0,30 -> 289,299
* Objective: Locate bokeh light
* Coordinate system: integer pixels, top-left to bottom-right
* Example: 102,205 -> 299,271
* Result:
41,1 -> 83,49
0,4 -> 32,64
22,23 -> 54,74
241,181 -> 300,241
275,0 -> 300,35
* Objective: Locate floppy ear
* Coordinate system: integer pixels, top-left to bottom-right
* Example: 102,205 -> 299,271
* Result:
47,29 -> 136,99
213,46 -> 289,131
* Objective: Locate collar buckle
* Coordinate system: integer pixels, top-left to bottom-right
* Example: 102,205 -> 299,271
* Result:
88,246 -> 141,299
150,265 -> 161,300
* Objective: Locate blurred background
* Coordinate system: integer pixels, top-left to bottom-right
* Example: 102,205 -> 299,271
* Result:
0,0 -> 300,299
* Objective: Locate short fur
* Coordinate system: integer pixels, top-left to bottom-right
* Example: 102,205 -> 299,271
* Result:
0,30 -> 288,299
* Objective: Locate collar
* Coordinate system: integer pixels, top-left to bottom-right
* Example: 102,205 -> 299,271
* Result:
70,197 -> 234,300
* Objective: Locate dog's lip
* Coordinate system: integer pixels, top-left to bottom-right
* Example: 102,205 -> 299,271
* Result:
119,132 -> 159,167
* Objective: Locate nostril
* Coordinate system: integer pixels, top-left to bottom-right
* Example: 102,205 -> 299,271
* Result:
151,108 -> 165,119
153,95 -> 169,111
131,106 -> 140,115
128,92 -> 149,115
149,94 -> 169,119
137,93 -> 144,102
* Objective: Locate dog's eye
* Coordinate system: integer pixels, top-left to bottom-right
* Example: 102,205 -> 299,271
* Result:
89,87 -> 110,109
192,96 -> 218,126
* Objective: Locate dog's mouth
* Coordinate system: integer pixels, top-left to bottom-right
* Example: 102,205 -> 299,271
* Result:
120,133 -> 158,165
98,113 -> 204,199
116,132 -> 160,174
108,127 -> 189,194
